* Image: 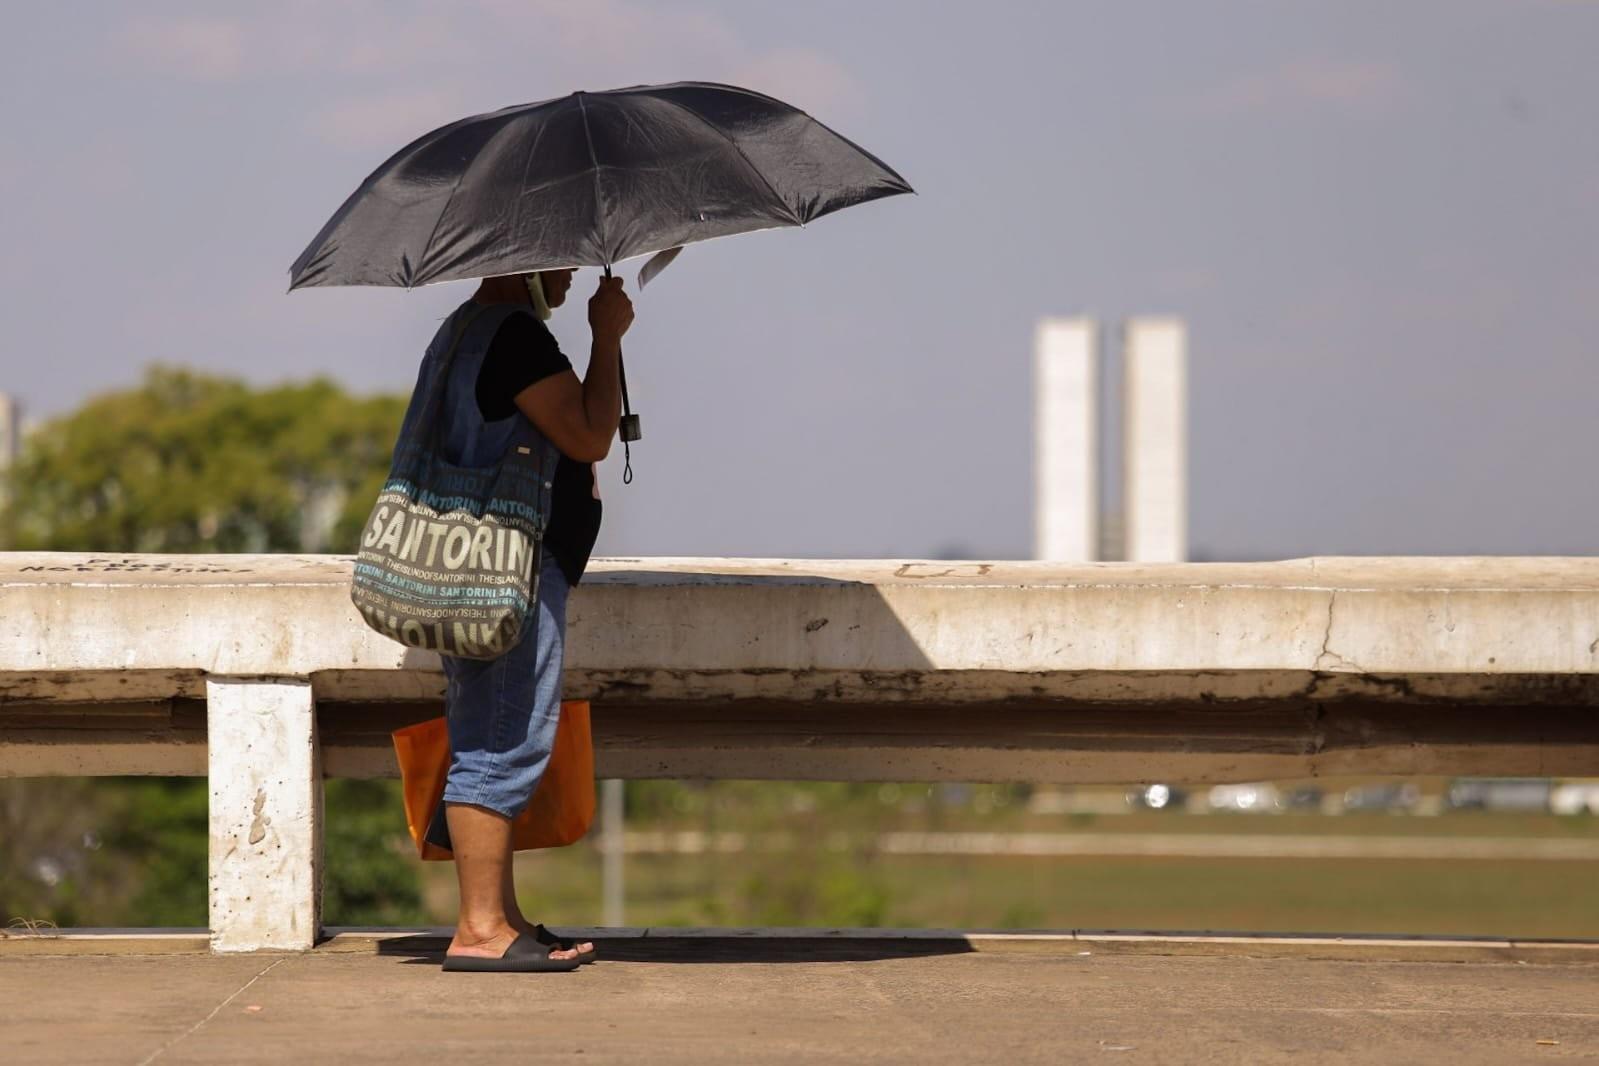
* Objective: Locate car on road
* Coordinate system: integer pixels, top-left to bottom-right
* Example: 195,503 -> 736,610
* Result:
1550,781 -> 1599,816
1341,783 -> 1421,813
1445,778 -> 1552,812
1279,786 -> 1325,812
1207,783 -> 1279,812
1126,783 -> 1188,811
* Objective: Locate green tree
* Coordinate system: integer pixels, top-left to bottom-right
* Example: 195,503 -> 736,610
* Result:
3,366 -> 404,553
0,368 -> 425,929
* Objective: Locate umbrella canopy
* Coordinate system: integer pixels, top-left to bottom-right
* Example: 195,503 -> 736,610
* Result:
288,81 -> 913,290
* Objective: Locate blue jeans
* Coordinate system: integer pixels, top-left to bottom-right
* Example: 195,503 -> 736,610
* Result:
439,551 -> 569,820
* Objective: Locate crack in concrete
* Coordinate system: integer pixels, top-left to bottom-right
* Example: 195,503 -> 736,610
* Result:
1312,591 -> 1364,673
135,955 -> 288,1065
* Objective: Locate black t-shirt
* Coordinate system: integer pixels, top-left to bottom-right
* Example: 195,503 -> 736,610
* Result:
474,311 -> 602,586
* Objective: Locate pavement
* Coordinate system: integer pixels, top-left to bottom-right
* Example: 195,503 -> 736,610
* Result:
4,935 -> 1598,1064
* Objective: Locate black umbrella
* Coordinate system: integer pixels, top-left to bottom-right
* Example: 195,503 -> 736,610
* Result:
290,82 -> 912,288
289,82 -> 912,467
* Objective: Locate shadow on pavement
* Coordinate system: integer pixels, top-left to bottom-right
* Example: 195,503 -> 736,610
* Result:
375,934 -> 977,965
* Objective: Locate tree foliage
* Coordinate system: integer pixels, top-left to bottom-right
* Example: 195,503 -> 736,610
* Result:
3,366 -> 405,553
0,368 -> 425,929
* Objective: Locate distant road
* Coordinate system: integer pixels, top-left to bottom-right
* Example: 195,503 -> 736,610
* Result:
622,831 -> 1599,861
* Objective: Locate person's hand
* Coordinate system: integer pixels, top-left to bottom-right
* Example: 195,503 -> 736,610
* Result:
588,275 -> 634,345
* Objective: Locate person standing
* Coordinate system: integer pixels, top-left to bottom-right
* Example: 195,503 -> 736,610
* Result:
427,268 -> 633,972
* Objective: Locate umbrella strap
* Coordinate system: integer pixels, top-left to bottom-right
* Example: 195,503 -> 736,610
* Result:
605,264 -> 638,484
618,346 -> 634,485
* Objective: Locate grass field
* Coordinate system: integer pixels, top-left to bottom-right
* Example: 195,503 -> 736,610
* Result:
399,780 -> 1599,939
470,851 -> 1599,938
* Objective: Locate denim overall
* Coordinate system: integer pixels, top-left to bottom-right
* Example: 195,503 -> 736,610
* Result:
412,300 -> 569,828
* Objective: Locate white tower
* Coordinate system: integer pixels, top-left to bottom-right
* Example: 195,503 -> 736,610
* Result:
1033,318 -> 1098,561
1122,318 -> 1187,562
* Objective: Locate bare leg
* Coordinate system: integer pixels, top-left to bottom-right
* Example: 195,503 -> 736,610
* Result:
446,802 -> 577,961
503,853 -> 595,959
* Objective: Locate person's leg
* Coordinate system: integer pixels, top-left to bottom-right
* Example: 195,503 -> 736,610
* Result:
443,801 -> 578,961
498,555 -> 594,959
441,689 -> 577,959
502,850 -> 595,960
444,801 -> 520,959
440,552 -> 583,962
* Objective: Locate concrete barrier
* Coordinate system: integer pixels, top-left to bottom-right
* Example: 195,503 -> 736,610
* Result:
3,552 -> 1598,950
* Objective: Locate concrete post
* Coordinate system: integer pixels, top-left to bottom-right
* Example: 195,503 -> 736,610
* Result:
601,779 -> 625,926
1033,318 -> 1098,561
1123,318 -> 1187,563
206,677 -> 322,952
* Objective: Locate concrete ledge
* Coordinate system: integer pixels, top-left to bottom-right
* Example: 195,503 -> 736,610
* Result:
6,553 -> 1599,785
0,928 -> 211,955
6,926 -> 1597,966
8,553 -> 1599,697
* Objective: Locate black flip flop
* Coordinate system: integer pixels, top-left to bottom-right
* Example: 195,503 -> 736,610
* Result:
533,923 -> 598,964
441,932 -> 581,973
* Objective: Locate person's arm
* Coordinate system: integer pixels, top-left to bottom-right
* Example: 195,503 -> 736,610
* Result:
513,276 -> 634,462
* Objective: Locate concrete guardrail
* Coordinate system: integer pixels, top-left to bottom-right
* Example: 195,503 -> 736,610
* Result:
3,552 -> 1597,951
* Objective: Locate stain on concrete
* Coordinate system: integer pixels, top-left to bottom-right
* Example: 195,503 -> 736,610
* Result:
804,618 -> 829,633
248,789 -> 271,845
893,563 -> 995,580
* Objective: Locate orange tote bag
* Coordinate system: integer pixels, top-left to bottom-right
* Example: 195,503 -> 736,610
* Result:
392,700 -> 595,861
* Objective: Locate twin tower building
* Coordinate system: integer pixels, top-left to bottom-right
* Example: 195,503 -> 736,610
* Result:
1034,317 -> 1188,563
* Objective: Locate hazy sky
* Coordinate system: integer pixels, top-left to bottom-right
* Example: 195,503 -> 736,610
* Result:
3,1 -> 1595,560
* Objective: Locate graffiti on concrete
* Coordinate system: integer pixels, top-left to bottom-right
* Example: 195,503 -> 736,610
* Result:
17,557 -> 256,574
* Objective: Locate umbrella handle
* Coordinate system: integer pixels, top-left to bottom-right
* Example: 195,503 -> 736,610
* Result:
604,265 -> 641,484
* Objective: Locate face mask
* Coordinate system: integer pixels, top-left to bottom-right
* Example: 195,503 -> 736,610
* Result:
524,274 -> 552,320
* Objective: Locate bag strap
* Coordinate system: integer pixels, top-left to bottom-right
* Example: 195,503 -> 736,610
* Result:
404,301 -> 558,520
415,301 -> 499,454
442,302 -> 497,367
